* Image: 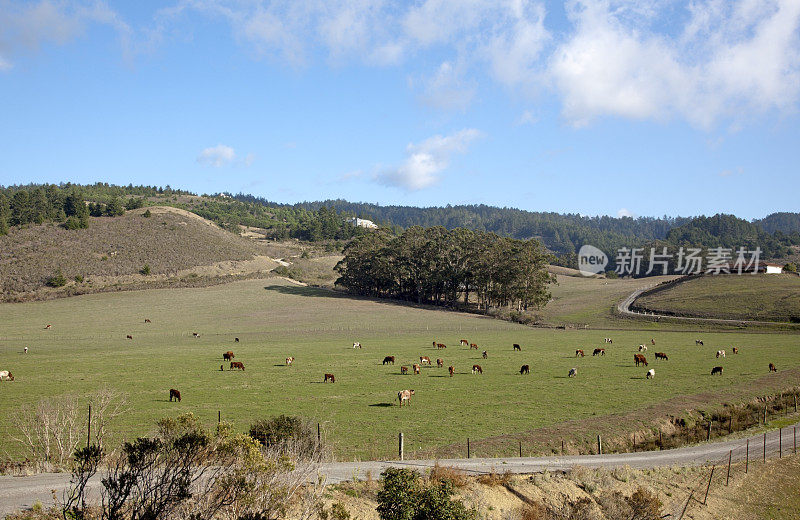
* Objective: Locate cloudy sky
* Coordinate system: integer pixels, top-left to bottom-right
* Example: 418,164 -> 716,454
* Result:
1,0 -> 799,219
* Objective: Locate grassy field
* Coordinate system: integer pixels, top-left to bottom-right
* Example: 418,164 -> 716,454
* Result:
1,278 -> 799,461
635,274 -> 800,323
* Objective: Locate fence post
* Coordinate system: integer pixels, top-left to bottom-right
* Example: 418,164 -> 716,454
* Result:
561,439 -> 564,454
519,441 -> 522,458
729,414 -> 733,434
763,433 -> 767,462
87,403 -> 92,449
794,392 -> 797,413
764,406 -> 767,425
679,490 -> 695,520
794,426 -> 797,455
703,465 -> 715,505
745,440 -> 749,473
318,423 -> 321,445
467,438 -> 470,459
399,432 -> 404,461
597,435 -> 602,455
726,450 -> 732,485
707,421 -> 712,441
218,410 -> 221,424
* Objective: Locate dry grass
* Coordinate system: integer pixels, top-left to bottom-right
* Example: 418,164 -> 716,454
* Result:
428,463 -> 470,488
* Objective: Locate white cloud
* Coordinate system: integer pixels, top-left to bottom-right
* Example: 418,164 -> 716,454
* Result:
377,129 -> 483,190
718,167 -> 744,177
617,208 -> 634,218
197,144 -> 236,167
418,61 -> 475,111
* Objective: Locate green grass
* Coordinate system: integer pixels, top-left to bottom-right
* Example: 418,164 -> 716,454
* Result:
1,278 -> 799,461
635,274 -> 800,322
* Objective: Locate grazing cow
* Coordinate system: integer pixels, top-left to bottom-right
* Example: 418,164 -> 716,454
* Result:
44,324 -> 52,330
732,347 -> 739,354
769,363 -> 777,372
324,373 -> 335,383
593,348 -> 605,356
469,343 -> 479,350
604,338 -> 613,344
420,356 -> 431,365
448,366 -> 455,377
223,351 -> 235,361
568,367 -> 578,378
437,343 -> 447,350
436,358 -> 444,368
513,344 -> 521,351
230,361 -> 245,371
353,342 -> 362,349
220,365 -> 224,371
397,389 -> 415,407
716,350 -> 726,358
472,364 -> 483,374
655,352 -> 668,361
401,366 -> 409,375
651,338 -> 656,346
23,346 -> 28,354
0,371 -> 14,381
383,356 -> 395,365
638,345 -> 647,352
235,338 -> 239,343
460,339 -> 469,346
126,335 -> 133,340
144,319 -> 151,323
192,332 -> 200,338
696,340 -> 704,346
575,349 -> 585,357
634,354 -> 648,367
711,366 -> 723,376
286,356 -> 295,366
169,389 -> 181,402
646,369 -> 655,379
520,364 -> 530,375
482,350 -> 487,359
413,364 -> 421,375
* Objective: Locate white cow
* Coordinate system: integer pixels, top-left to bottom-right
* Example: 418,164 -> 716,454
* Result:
285,356 -> 295,366
646,369 -> 655,379
0,370 -> 14,381
23,346 -> 28,354
568,367 -> 578,378
353,342 -> 362,349
716,350 -> 726,358
397,389 -> 415,407
638,345 -> 647,352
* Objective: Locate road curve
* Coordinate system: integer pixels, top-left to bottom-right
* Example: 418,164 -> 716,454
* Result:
2,422 -> 798,517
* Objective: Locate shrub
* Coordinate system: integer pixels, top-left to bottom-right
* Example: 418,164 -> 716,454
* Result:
248,415 -> 317,458
377,468 -> 476,520
605,270 -> 619,279
74,275 -> 84,283
143,209 -> 152,218
626,487 -> 662,520
46,271 -> 67,288
428,464 -> 469,488
784,262 -> 797,273
140,264 -> 151,275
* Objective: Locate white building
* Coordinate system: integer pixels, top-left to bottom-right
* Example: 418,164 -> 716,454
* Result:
765,263 -> 783,274
349,217 -> 378,229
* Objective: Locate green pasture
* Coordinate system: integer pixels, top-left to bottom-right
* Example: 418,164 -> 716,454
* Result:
1,278 -> 799,460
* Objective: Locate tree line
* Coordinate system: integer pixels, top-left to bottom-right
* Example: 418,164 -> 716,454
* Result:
334,226 -> 554,311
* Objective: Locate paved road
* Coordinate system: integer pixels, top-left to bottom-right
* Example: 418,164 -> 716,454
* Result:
2,423 -> 798,517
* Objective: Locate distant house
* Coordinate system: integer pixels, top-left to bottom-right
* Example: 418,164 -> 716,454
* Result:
349,217 -> 378,229
765,263 -> 783,274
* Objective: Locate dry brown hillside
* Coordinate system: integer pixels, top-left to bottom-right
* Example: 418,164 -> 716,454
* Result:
0,207 -> 273,297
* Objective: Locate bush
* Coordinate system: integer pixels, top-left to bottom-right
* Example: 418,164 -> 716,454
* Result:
61,216 -> 87,230
784,262 -> 797,273
140,264 -> 151,275
605,270 -> 619,279
248,415 -> 317,458
74,275 -> 84,283
46,271 -> 67,288
626,487 -> 662,520
377,468 -> 476,520
143,209 -> 152,218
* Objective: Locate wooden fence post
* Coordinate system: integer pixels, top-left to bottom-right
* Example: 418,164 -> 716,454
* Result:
467,438 -> 470,459
318,423 -> 321,445
218,410 -> 221,424
707,421 -> 712,441
519,441 -> 522,458
87,403 -> 92,449
729,414 -> 733,434
679,490 -> 695,520
597,435 -> 602,455
703,465 -> 715,505
561,439 -> 564,454
726,450 -> 732,486
764,406 -> 767,425
794,426 -> 797,455
399,432 -> 404,461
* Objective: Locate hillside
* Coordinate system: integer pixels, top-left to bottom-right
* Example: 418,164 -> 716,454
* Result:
633,274 -> 800,322
0,206 -> 275,298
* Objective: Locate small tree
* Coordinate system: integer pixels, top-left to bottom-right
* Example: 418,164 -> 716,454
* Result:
105,197 -> 125,217
46,270 -> 68,287
377,468 -> 419,520
143,209 -> 152,218
140,264 -> 151,275
784,262 -> 797,273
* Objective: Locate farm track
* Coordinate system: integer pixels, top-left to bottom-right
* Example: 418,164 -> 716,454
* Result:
2,422 -> 798,516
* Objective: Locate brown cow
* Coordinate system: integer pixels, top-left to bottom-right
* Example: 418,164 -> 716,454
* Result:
482,350 -> 487,359
460,339 -> 469,346
769,363 -> 777,372
383,356 -> 395,365
732,347 -> 738,354
223,351 -> 235,361
472,364 -> 483,374
634,354 -> 648,367
469,343 -> 479,350
192,332 -> 200,338
44,324 -> 52,330
448,366 -> 455,377
520,365 -> 530,375
144,318 -> 151,323
126,335 -> 133,340
230,361 -> 245,371
592,348 -> 605,356
651,338 -> 656,346
436,343 -> 447,349
220,365 -> 224,371
412,364 -> 420,374
655,352 -> 668,361
711,366 -> 723,376
397,389 -> 415,407
401,366 -> 409,374
324,373 -> 335,383
513,344 -> 521,351
575,349 -> 584,357
169,389 -> 181,402
436,358 -> 444,368
420,356 -> 431,365
285,356 -> 294,366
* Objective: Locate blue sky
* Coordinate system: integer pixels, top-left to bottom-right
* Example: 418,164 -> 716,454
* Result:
1,0 -> 799,219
